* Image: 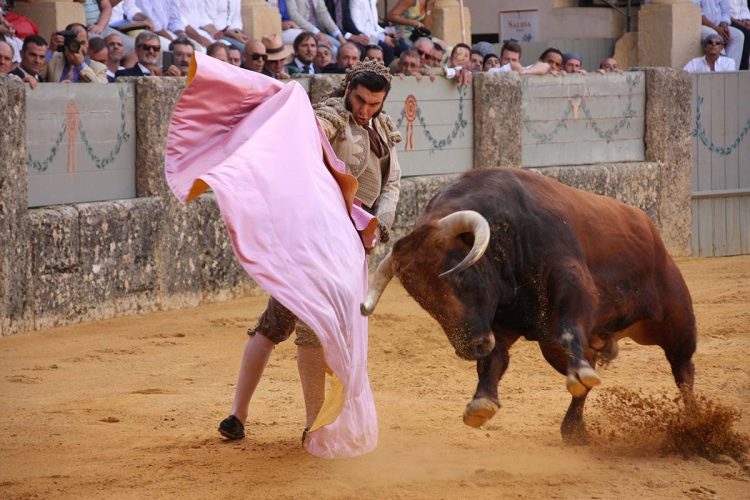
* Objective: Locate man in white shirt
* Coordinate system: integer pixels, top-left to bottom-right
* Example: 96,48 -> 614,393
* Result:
693,0 -> 744,69
683,32 -> 737,72
180,0 -> 223,52
205,0 -> 247,50
728,0 -> 750,69
344,0 -> 406,66
136,0 -> 187,52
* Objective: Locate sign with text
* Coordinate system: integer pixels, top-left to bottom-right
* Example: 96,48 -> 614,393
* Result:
499,9 -> 539,43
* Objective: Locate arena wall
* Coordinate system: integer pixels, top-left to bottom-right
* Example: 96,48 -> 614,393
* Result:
0,68 -> 692,335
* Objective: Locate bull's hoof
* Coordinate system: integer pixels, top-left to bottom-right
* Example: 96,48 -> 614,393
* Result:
463,397 -> 500,428
566,364 -> 601,398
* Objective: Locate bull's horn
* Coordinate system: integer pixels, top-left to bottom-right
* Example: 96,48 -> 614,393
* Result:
360,251 -> 394,316
438,210 -> 491,278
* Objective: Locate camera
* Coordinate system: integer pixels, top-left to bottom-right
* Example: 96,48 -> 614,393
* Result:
56,30 -> 81,53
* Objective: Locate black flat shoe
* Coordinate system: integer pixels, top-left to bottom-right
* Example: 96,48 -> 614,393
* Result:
218,415 -> 245,440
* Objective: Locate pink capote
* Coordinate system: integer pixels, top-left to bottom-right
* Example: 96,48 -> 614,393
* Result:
164,53 -> 378,459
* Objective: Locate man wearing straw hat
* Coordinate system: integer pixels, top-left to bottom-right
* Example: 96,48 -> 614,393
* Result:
260,33 -> 293,79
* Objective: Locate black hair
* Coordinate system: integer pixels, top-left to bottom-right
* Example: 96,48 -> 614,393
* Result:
349,70 -> 391,95
169,37 -> 194,51
22,35 -> 48,51
539,47 -> 563,62
483,53 -> 499,65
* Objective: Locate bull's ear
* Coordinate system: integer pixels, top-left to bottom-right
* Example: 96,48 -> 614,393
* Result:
438,211 -> 491,277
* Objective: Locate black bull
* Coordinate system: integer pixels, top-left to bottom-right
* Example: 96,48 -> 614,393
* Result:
362,168 -> 696,441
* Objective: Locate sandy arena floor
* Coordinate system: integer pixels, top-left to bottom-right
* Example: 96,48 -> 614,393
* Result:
1,255 -> 749,499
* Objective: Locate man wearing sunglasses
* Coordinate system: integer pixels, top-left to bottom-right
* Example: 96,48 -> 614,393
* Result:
684,32 -> 736,72
115,31 -> 180,77
241,39 -> 267,72
694,0 -> 745,70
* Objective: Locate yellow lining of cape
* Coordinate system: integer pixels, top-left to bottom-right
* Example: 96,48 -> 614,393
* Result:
308,372 -> 346,432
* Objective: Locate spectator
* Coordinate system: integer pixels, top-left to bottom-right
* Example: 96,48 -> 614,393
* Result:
227,45 -> 242,66
598,56 -> 622,73
88,36 -> 108,65
79,0 -> 136,62
364,44 -> 384,63
286,31 -> 317,75
1,0 -> 39,40
170,37 -> 195,75
207,41 -> 229,63
322,0 -> 345,32
135,0 -> 186,52
396,48 -> 420,76
206,0 -> 247,50
313,41 -> 332,71
412,36 -> 435,69
109,0 -> 154,33
483,53 -> 500,71
387,0 -> 434,43
0,38 -> 13,73
472,41 -> 495,58
448,42 -> 470,68
286,0 -> 346,52
539,47 -> 564,74
10,35 -> 46,87
261,33 -> 292,79
46,23 -> 107,83
684,32 -> 736,72
0,9 -> 22,63
729,0 -> 750,69
104,32 -> 125,81
115,30 -> 181,77
270,0 -> 303,45
242,39 -> 267,72
693,0 -> 744,70
322,41 -> 360,73
431,42 -> 445,67
179,0 -> 222,52
563,52 -> 586,74
468,49 -> 483,72
500,40 -> 521,66
345,0 -> 408,66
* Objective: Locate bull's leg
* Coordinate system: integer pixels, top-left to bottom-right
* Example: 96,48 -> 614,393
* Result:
550,264 -> 601,397
539,340 -> 595,443
463,334 -> 519,428
561,393 -> 590,445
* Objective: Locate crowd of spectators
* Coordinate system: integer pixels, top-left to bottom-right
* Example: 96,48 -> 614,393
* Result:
2,0 -> 749,87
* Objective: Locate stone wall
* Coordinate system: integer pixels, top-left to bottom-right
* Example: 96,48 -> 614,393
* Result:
1,68 -> 693,335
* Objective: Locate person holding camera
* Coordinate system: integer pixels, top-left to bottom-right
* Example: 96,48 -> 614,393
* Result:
45,23 -> 107,83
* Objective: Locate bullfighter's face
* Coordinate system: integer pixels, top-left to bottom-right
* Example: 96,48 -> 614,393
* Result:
392,224 -> 497,360
345,84 -> 387,126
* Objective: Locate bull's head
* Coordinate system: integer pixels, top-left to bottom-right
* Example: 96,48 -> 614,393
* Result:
362,211 -> 496,360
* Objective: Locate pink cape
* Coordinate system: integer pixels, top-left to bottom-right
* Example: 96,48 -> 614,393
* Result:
164,53 -> 378,459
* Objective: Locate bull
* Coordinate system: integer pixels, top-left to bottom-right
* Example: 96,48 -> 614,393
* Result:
362,168 -> 696,442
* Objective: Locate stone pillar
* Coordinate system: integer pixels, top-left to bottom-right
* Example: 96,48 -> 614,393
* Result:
472,72 -> 522,169
431,0 -> 472,47
637,0 -> 702,68
0,78 -> 30,335
13,0 -> 85,39
241,0 -> 282,41
643,68 -> 692,256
